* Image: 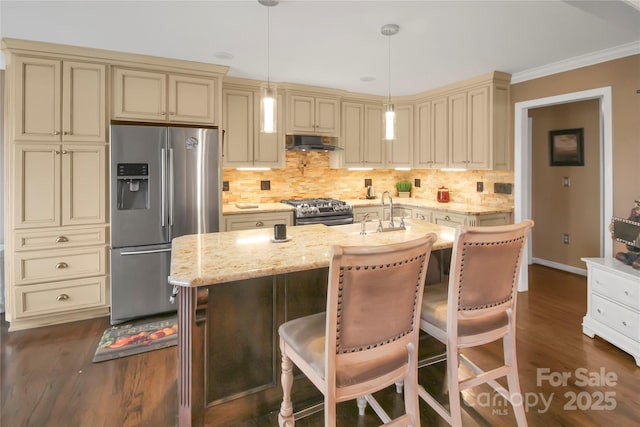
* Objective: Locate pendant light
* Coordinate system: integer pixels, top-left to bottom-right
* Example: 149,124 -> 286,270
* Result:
259,0 -> 278,133
381,24 -> 399,141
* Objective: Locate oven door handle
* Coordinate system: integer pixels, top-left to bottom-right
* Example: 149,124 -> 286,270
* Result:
297,216 -> 354,226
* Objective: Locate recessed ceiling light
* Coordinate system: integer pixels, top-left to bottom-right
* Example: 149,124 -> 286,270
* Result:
214,52 -> 234,60
360,76 -> 376,82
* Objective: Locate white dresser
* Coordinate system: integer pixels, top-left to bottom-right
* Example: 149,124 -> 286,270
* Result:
582,257 -> 640,366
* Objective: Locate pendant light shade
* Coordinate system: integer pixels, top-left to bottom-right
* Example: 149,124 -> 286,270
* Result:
381,24 -> 398,141
259,0 -> 278,134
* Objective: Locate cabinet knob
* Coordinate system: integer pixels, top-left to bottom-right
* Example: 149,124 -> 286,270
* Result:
55,262 -> 69,269
596,308 -> 602,314
63,131 -> 70,135
62,150 -> 69,155
169,112 -> 176,116
55,236 -> 69,243
160,112 -> 166,116
444,215 -> 451,221
54,150 -> 61,155
622,321 -> 628,327
53,131 -> 61,135
624,290 -> 629,296
255,221 -> 264,227
56,294 -> 70,301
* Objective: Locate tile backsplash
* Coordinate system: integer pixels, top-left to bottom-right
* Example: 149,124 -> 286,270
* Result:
223,151 -> 514,208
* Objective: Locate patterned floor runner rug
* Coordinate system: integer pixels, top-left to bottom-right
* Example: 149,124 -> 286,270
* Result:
92,314 -> 178,362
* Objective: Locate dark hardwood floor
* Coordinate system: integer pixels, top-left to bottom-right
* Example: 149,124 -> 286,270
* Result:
2,264 -> 639,426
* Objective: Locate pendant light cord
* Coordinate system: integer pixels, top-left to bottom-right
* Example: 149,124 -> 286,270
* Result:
388,33 -> 391,105
267,7 -> 271,88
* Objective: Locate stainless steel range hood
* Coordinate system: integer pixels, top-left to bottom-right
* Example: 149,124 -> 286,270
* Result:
286,135 -> 342,152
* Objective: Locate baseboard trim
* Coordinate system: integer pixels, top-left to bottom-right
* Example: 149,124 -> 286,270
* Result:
531,258 -> 587,276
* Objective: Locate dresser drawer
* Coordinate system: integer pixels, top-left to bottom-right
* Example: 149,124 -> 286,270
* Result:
592,266 -> 639,309
13,276 -> 107,319
14,247 -> 106,285
14,226 -> 107,251
591,294 -> 639,341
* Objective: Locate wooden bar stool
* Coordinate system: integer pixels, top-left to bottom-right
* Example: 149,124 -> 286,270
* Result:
277,234 -> 438,427
418,221 -> 534,426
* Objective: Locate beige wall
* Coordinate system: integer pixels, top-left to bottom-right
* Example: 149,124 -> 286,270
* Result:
512,54 -> 640,257
529,100 -> 600,268
1,69 -> 4,246
222,151 -> 513,208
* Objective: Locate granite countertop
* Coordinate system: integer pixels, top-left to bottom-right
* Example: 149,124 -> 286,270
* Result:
344,198 -> 513,215
169,221 -> 455,288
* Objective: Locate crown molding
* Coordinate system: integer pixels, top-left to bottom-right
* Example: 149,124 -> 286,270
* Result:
512,40 -> 640,84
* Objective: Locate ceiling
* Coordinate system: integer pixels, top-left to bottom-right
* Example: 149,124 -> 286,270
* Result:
1,1 -> 639,96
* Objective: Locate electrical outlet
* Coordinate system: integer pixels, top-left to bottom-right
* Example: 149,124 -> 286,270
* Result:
563,177 -> 571,187
364,178 -> 372,187
477,181 -> 484,192
563,234 -> 570,244
222,181 -> 229,191
414,178 -> 421,188
260,180 -> 271,191
494,183 -> 513,194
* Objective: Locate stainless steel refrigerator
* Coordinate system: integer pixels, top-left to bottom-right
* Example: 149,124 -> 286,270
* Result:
110,124 -> 220,324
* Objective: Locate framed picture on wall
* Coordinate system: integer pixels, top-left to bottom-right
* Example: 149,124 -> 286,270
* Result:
549,128 -> 584,166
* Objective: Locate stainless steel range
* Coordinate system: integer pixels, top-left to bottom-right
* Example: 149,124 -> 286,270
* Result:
281,198 -> 354,226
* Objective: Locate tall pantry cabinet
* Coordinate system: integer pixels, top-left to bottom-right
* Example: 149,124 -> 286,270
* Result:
3,41 -> 110,330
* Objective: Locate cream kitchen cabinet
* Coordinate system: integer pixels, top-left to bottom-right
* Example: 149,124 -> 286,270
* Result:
386,104 -> 413,168
411,207 -> 432,222
432,210 -> 511,227
383,206 -> 413,222
286,93 -> 340,136
112,67 -> 218,125
222,86 -> 284,168
223,211 -> 293,231
414,72 -> 511,170
582,258 -> 640,366
13,56 -> 107,143
340,102 -> 385,168
353,205 -> 383,222
13,143 -> 107,229
414,97 -> 448,169
9,225 -> 109,330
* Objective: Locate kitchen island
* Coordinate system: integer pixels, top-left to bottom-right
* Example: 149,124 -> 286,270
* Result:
169,221 -> 455,427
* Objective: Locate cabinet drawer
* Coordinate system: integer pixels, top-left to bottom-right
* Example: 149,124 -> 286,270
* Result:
14,226 -> 107,251
353,207 -> 382,222
14,276 -> 107,319
591,294 -> 639,341
224,213 -> 292,231
412,210 -> 431,222
592,267 -> 639,309
14,247 -> 106,285
432,212 -> 466,228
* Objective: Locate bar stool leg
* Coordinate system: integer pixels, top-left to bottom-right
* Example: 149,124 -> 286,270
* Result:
278,348 -> 295,427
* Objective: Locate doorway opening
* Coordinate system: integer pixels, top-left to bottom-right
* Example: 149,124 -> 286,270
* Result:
514,87 -> 613,292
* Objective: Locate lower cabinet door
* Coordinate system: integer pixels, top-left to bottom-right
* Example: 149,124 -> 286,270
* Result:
14,276 -> 107,319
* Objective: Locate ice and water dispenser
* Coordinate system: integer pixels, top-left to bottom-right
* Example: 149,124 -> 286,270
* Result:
116,163 -> 149,210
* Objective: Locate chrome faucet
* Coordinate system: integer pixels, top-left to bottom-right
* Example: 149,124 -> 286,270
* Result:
381,191 -> 394,228
360,213 -> 370,235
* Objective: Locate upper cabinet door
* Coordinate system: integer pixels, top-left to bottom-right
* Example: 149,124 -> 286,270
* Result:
223,88 -> 254,166
363,104 -> 385,167
466,85 -> 491,169
288,94 -> 315,134
112,68 -> 167,122
62,61 -> 107,142
314,97 -> 340,137
341,102 -> 364,166
387,104 -> 413,168
168,74 -> 216,124
448,91 -> 468,168
14,56 -> 61,142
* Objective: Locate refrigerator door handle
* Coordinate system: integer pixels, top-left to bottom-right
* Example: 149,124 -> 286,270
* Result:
169,148 -> 174,226
120,248 -> 172,256
161,148 -> 167,227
